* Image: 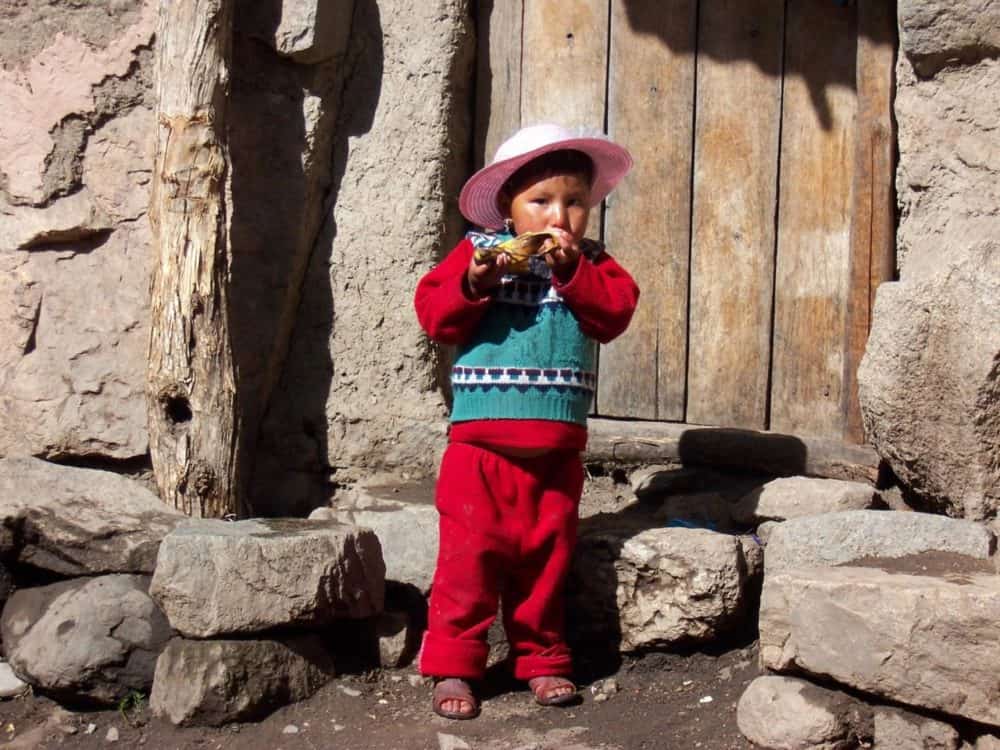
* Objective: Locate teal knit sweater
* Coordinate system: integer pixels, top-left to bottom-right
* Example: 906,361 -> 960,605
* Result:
450,231 -> 598,426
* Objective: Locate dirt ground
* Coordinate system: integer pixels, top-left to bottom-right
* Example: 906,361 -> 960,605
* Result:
0,644 -> 761,750
0,468 -> 768,750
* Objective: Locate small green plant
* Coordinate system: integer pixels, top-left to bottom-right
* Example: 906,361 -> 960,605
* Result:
118,690 -> 146,727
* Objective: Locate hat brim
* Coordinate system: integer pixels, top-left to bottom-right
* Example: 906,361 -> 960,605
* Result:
459,136 -> 633,231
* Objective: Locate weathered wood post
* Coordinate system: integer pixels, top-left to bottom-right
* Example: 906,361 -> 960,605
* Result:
147,0 -> 242,517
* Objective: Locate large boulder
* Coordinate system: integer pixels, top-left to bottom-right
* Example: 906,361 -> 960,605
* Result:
763,510 -> 995,575
732,477 -> 879,525
760,556 -> 1000,727
0,575 -> 171,705
567,525 -> 757,651
858,243 -> 1000,521
736,675 -> 872,750
150,635 -> 335,726
0,457 -> 183,576
150,518 -> 385,637
873,706 -> 962,750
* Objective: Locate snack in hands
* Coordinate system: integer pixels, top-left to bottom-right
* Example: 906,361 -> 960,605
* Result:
473,230 -> 558,274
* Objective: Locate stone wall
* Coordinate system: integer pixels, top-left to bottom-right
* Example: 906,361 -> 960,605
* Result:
858,0 -> 1000,520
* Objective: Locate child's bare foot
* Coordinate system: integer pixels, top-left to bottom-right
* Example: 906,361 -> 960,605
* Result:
528,676 -> 578,706
432,678 -> 479,720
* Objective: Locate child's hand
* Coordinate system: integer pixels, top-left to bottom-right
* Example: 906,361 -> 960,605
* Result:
544,227 -> 581,275
466,253 -> 508,298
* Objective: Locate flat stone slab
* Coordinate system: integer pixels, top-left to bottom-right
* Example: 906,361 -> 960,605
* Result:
764,510 -> 995,574
568,525 -> 756,651
760,558 -> 1000,727
0,457 -> 183,575
1,575 -> 171,705
150,519 -> 385,638
732,476 -> 879,525
150,635 -> 335,726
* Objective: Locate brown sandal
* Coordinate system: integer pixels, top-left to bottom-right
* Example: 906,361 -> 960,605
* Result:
528,676 -> 578,706
432,678 -> 480,720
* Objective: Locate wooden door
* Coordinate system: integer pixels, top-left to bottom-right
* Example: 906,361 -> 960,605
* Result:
473,0 -> 895,444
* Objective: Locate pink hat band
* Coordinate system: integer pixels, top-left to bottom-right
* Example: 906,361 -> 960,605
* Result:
459,124 -> 633,231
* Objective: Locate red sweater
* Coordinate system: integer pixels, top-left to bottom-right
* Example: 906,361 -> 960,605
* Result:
415,237 -> 639,451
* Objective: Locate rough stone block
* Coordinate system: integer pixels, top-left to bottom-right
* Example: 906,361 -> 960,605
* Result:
732,476 -> 879,525
1,575 -> 171,705
568,526 -> 755,651
764,510 -> 995,575
0,457 -> 183,575
737,675 -> 872,750
324,481 -> 438,593
873,706 -> 962,750
760,560 -> 1000,727
150,519 -> 385,637
150,635 -> 335,726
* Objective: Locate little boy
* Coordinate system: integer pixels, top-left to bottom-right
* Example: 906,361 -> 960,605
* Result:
414,123 -> 639,719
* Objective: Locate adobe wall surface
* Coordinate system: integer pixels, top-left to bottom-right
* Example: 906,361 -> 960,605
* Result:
0,0 -> 473,514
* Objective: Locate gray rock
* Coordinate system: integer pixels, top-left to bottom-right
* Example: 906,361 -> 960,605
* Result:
0,660 -> 28,698
760,560 -> 1000,726
629,466 -> 699,499
1,575 -> 171,705
732,476 -> 879,525
973,736 -> 1000,750
898,0 -> 1000,77
150,635 -> 335,726
764,510 -> 995,575
873,706 -> 962,750
150,519 -> 385,637
376,610 -> 415,669
859,243 -> 1000,522
0,457 -> 183,575
267,0 -> 355,63
568,526 -> 755,651
736,675 -> 872,750
324,481 -> 438,593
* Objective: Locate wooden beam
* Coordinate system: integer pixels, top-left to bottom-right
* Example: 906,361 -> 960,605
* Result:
147,0 -> 241,518
586,418 -> 879,484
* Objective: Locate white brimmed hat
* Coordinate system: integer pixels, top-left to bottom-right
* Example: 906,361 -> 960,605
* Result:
459,123 -> 633,230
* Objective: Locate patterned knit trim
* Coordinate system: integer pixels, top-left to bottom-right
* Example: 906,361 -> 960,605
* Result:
452,365 -> 596,392
494,277 -> 562,307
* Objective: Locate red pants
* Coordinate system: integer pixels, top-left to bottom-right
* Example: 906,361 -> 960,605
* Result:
419,442 -> 584,681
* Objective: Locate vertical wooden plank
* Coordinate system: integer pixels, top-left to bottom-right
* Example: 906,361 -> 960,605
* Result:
521,0 -> 608,240
686,0 -> 785,429
770,0 -> 858,438
520,0 -> 608,129
597,0 -> 696,419
843,0 -> 895,444
474,0 -> 523,169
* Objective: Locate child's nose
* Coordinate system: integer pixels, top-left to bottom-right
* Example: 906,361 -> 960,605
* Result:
549,202 -> 570,229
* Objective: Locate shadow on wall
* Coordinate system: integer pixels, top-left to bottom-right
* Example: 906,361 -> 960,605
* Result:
227,0 -> 384,517
476,0 -> 894,138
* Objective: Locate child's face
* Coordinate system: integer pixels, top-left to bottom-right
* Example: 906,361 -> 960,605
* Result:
506,172 -> 591,242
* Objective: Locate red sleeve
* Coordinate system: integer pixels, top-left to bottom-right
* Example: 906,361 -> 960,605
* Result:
552,250 -> 640,344
414,238 -> 493,345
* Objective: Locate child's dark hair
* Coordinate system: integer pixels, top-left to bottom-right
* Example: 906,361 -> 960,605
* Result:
501,149 -> 595,202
